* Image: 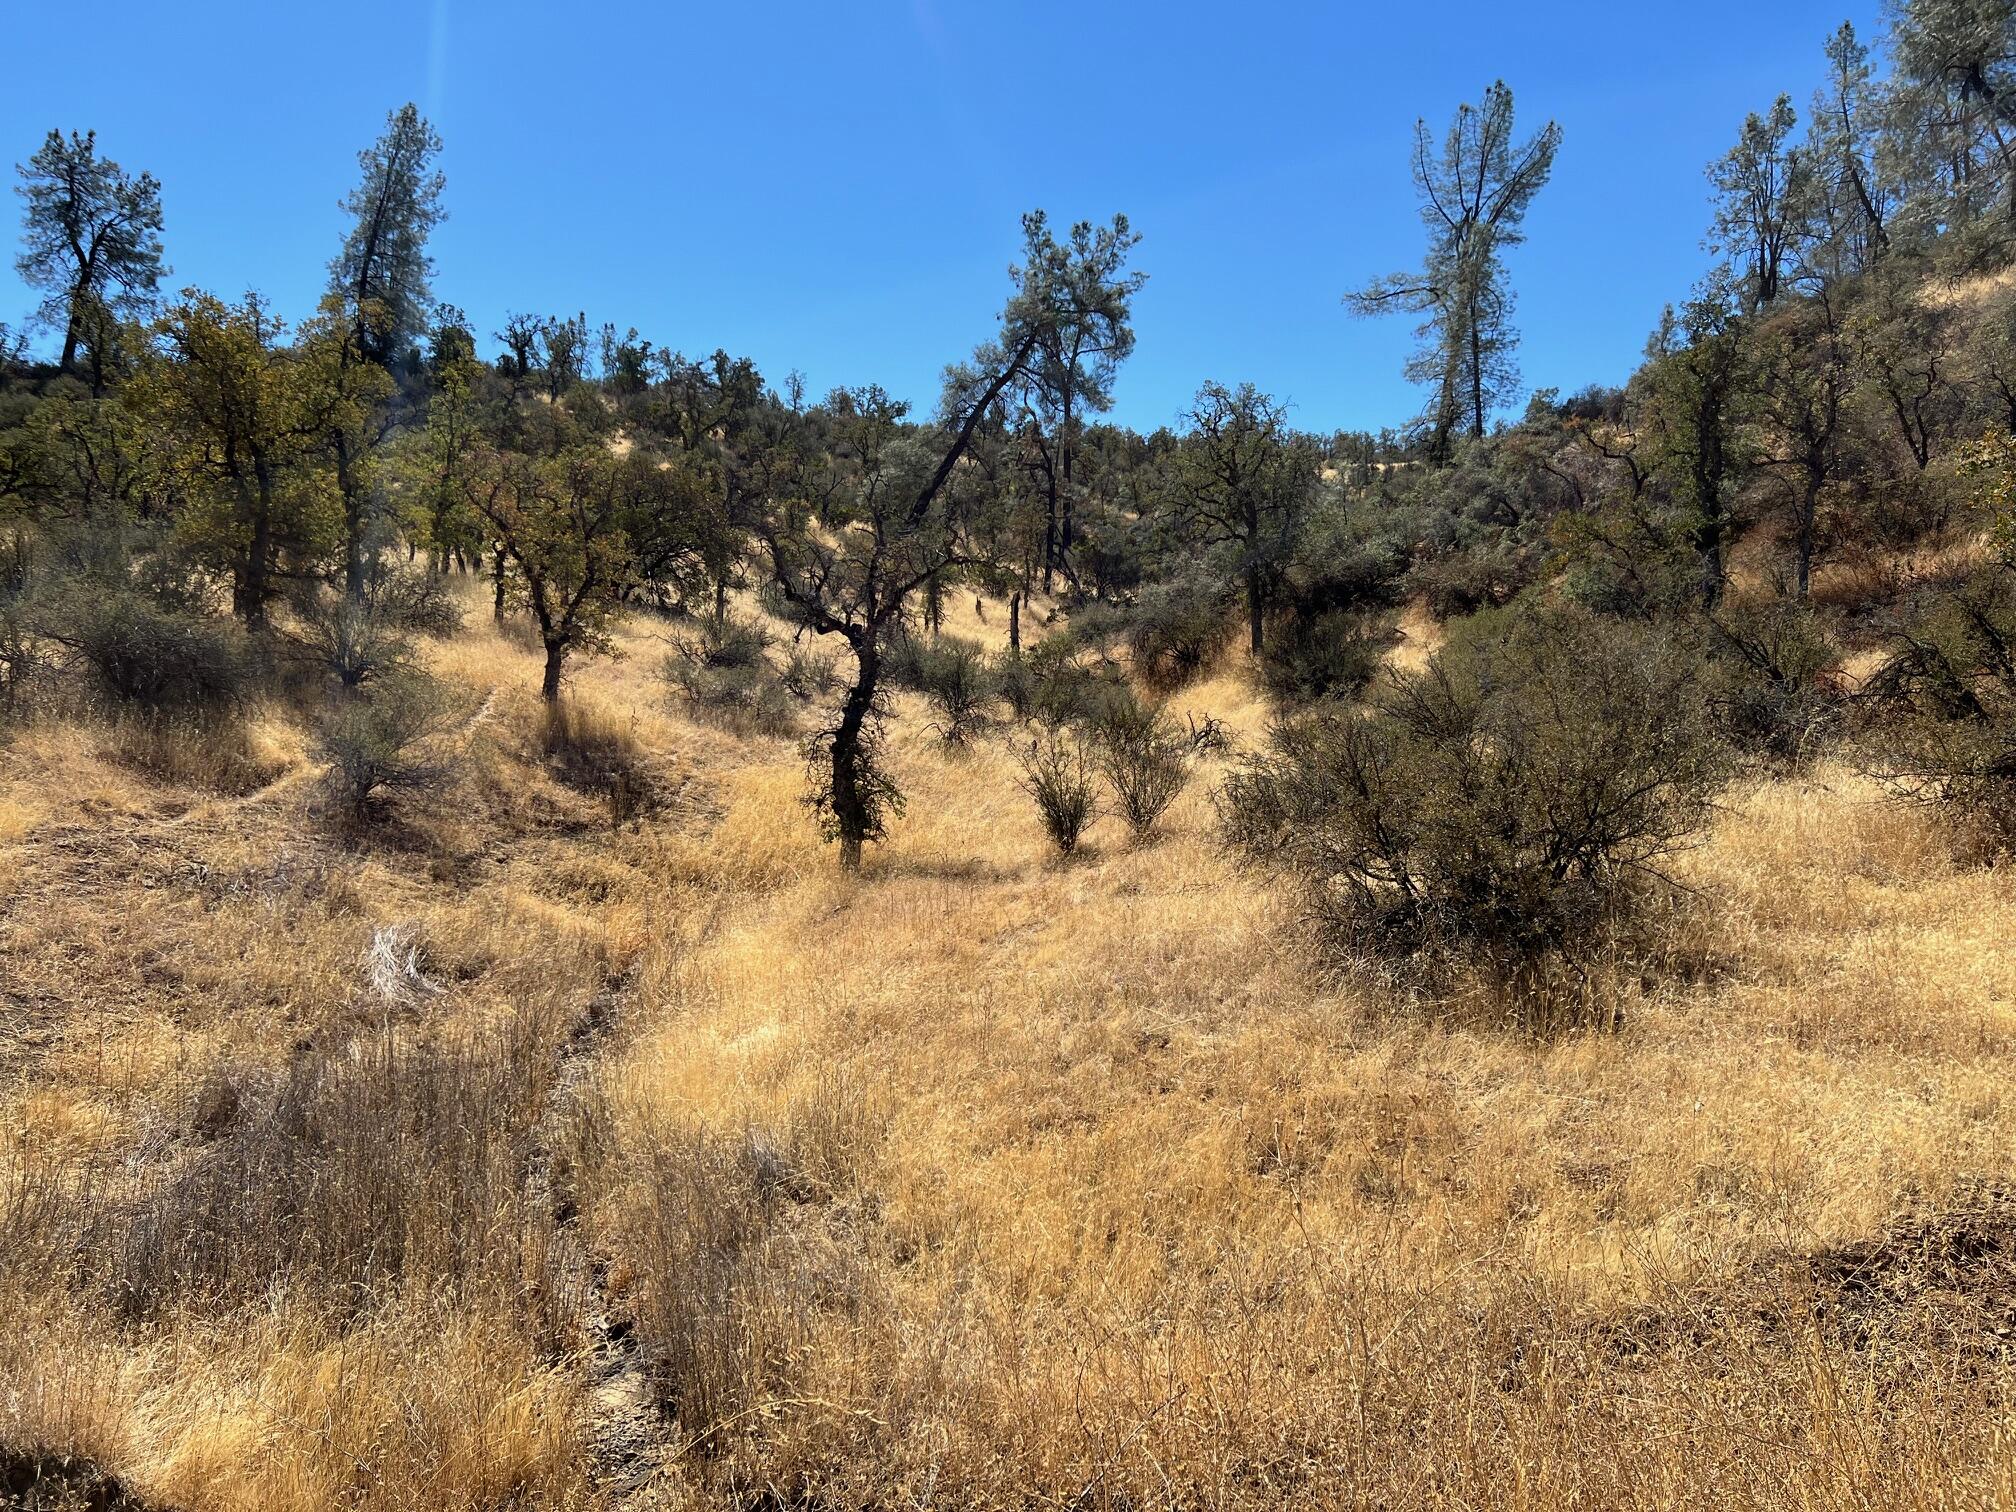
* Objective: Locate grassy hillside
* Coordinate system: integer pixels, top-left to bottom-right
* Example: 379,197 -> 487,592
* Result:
6,585 -> 2016,1509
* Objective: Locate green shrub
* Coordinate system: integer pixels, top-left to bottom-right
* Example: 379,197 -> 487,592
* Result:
1862,563 -> 2016,852
664,617 -> 796,735
1017,731 -> 1100,854
780,642 -> 842,701
1125,577 -> 1233,689
997,640 -> 1129,729
369,567 -> 466,638
1259,609 -> 1390,704
41,586 -> 257,712
913,636 -> 996,744
1221,607 -> 1729,1023
316,670 -> 464,819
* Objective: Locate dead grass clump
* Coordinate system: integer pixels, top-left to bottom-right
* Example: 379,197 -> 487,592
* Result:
578,1079 -> 885,1455
101,1016 -> 571,1330
0,1446 -> 159,1512
94,711 -> 294,797
1799,1177 -> 2016,1358
535,696 -> 652,824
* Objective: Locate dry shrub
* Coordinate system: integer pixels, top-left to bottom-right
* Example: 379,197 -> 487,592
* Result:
1017,730 -> 1100,854
780,641 -> 842,701
1258,607 -> 1390,704
316,670 -> 465,820
1090,690 -> 1192,838
42,587 -> 258,714
1703,598 -> 1841,765
1125,576 -> 1234,690
1862,561 -> 2016,855
914,636 -> 996,744
664,617 -> 797,735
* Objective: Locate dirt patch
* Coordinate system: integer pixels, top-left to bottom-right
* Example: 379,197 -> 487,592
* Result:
1801,1178 -> 2016,1358
1600,1178 -> 2016,1370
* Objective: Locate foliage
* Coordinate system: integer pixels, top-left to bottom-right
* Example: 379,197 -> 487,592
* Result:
330,104 -> 445,365
1862,562 -> 2016,852
663,615 -> 795,735
1167,382 -> 1317,654
15,129 -> 165,379
315,668 -> 463,819
38,579 -> 256,712
1124,574 -> 1232,688
1222,607 -> 1729,1008
911,635 -> 996,744
1347,82 -> 1562,462
779,640 -> 842,701
1703,598 -> 1841,764
1259,608 -> 1389,704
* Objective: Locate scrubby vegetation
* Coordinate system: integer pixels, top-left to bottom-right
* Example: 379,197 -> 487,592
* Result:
1224,607 -> 1729,1025
13,3 -> 2016,1504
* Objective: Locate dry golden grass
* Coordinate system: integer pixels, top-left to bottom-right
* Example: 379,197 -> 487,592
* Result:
7,587 -> 2016,1507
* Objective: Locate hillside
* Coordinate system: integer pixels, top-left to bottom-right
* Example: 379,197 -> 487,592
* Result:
5,584 -> 2016,1509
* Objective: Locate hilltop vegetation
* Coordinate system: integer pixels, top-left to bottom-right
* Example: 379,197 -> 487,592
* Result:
9,2 -> 2016,1507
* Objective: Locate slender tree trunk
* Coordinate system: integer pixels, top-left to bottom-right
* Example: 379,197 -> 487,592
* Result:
713,573 -> 728,625
1008,592 -> 1021,654
830,639 -> 880,871
235,467 -> 275,629
492,546 -> 507,622
1041,462 -> 1058,596
59,297 -> 82,374
337,431 -> 367,606
1796,469 -> 1822,598
1059,395 -> 1076,583
1246,562 -> 1264,655
541,638 -> 566,701
1469,316 -> 1486,440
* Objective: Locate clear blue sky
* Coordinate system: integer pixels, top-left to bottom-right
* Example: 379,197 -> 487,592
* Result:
3,0 -> 1879,434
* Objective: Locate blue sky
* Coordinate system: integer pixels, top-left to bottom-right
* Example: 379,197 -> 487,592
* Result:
3,1 -> 1879,434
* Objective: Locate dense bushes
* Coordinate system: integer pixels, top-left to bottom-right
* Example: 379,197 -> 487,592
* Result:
1124,576 -> 1234,688
1258,608 -> 1389,703
40,583 -> 257,712
664,616 -> 797,734
1702,600 -> 1841,764
1222,607 -> 1730,1021
316,671 -> 465,819
1862,563 -> 2016,851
